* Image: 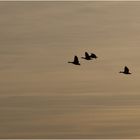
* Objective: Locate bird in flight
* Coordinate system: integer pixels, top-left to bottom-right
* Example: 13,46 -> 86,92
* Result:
68,55 -> 80,65
90,53 -> 98,59
119,66 -> 131,74
81,52 -> 92,60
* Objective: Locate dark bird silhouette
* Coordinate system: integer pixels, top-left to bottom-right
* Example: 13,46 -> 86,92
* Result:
68,55 -> 80,65
81,52 -> 92,60
90,53 -> 98,59
119,66 -> 131,74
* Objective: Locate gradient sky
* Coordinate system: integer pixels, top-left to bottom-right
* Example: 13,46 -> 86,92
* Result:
1,1 -> 140,138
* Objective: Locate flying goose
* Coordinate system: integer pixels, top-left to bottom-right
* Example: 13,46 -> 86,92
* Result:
119,66 -> 131,74
81,52 -> 92,60
90,53 -> 98,59
68,55 -> 80,65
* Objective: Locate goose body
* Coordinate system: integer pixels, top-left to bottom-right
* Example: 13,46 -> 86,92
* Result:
68,55 -> 80,65
119,66 -> 131,74
81,52 -> 92,60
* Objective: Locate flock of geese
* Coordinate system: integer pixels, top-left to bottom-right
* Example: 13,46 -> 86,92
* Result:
68,52 -> 131,75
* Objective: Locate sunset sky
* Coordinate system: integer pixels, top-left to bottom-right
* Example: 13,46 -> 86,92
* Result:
0,1 -> 140,138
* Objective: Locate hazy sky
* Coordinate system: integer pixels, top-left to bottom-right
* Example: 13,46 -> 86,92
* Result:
1,1 -> 140,138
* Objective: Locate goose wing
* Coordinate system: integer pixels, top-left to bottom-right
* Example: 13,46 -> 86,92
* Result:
124,66 -> 129,73
74,56 -> 79,63
85,52 -> 90,59
91,53 -> 97,58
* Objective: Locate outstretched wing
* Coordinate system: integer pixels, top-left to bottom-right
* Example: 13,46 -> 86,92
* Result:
74,56 -> 79,63
91,53 -> 97,58
85,52 -> 90,58
124,66 -> 129,73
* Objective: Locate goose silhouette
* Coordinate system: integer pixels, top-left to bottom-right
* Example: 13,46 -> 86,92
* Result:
119,66 -> 131,74
68,55 -> 80,65
90,53 -> 98,59
81,52 -> 92,60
